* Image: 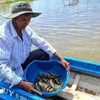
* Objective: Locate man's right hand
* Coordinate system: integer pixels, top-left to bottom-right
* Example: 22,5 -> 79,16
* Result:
18,80 -> 42,96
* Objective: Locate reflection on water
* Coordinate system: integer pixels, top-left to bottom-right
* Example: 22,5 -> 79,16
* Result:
63,0 -> 79,6
0,0 -> 100,63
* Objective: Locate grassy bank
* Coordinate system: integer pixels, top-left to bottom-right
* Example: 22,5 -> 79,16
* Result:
5,0 -> 33,3
0,0 -> 34,11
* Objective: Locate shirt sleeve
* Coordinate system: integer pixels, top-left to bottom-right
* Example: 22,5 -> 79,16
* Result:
0,35 -> 22,88
27,26 -> 57,57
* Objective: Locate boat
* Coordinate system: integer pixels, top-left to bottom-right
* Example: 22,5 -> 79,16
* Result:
50,56 -> 100,77
0,56 -> 100,100
50,56 -> 100,100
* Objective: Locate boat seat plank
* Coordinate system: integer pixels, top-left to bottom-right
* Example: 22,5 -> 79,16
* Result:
70,74 -> 81,90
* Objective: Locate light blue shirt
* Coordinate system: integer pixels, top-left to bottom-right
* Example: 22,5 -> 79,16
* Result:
0,20 -> 56,88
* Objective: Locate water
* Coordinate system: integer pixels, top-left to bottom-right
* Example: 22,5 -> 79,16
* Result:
0,0 -> 100,63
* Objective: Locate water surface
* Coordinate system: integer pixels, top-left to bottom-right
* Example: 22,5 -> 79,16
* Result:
0,0 -> 100,63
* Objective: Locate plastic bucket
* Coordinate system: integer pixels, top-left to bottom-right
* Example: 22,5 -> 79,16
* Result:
24,60 -> 70,97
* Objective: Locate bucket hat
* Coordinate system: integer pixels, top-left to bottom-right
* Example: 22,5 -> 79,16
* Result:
1,1 -> 41,19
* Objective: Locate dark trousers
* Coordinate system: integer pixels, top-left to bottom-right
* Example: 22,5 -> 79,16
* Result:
22,49 -> 49,70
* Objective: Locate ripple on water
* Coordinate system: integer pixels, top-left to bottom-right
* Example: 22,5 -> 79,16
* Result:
0,0 -> 100,63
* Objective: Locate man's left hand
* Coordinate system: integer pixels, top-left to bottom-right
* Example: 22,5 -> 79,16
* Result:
61,59 -> 70,72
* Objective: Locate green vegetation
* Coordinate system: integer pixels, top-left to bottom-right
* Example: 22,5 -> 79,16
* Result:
5,0 -> 33,3
0,0 -> 34,11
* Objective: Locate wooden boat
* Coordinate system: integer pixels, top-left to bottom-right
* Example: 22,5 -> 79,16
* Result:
50,56 -> 100,100
0,56 -> 100,100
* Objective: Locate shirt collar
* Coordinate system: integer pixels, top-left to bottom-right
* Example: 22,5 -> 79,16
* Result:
9,20 -> 19,38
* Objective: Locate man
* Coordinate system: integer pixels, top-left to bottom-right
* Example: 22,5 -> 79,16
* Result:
0,1 -> 70,95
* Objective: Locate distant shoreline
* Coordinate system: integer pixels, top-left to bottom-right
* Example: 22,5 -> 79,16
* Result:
0,0 -> 5,4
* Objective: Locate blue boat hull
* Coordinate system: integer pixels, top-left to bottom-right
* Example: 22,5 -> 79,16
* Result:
50,56 -> 100,77
0,81 -> 45,100
0,56 -> 100,99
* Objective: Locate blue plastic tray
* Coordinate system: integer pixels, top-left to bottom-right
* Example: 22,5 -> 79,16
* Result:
24,60 -> 70,97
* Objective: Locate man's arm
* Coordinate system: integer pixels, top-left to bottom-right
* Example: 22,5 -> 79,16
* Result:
53,51 -> 70,71
0,36 -> 22,88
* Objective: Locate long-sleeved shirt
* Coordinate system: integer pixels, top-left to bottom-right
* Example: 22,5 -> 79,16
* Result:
0,20 -> 56,88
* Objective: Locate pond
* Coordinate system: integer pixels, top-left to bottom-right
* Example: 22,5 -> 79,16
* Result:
0,0 -> 100,63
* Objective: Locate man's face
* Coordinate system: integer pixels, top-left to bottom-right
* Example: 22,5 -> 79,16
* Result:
16,13 -> 32,30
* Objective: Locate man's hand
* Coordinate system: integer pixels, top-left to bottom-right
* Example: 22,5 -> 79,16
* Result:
18,80 -> 42,96
61,59 -> 70,72
53,52 -> 70,72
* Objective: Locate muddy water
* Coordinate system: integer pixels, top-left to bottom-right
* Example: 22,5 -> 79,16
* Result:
0,0 -> 100,63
